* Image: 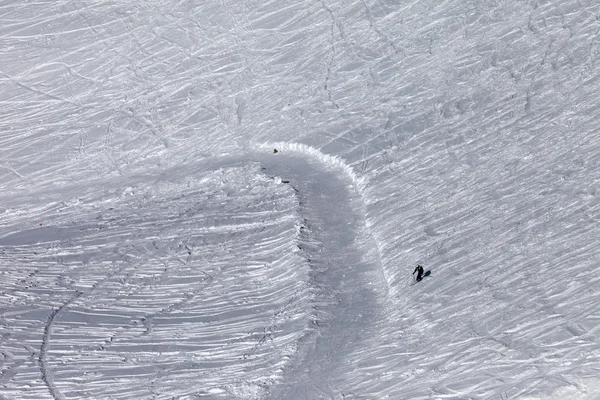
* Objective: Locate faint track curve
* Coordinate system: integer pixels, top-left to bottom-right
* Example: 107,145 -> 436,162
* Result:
39,290 -> 84,400
37,252 -> 133,400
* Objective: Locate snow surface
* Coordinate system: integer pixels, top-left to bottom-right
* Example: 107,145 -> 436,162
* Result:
1,0 -> 600,399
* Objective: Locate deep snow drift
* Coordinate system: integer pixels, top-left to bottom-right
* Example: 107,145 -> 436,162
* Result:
1,0 -> 600,399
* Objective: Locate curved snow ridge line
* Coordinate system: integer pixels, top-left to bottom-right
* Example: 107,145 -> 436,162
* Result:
39,290 -> 84,400
251,141 -> 390,296
252,142 -> 366,188
246,164 -> 318,391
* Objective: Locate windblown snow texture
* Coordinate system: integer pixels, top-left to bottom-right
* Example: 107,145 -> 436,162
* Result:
2,1 -> 600,399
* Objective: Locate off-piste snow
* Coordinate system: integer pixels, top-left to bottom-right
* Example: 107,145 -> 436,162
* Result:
1,1 -> 600,399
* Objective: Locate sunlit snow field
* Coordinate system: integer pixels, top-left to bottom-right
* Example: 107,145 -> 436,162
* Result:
1,0 -> 600,399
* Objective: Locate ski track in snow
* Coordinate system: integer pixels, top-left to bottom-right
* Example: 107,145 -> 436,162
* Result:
2,0 -> 600,399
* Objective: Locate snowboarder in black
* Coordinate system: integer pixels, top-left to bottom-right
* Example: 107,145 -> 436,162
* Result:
413,265 -> 424,282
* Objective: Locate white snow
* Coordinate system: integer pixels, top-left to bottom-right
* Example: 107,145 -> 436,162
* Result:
1,0 -> 600,399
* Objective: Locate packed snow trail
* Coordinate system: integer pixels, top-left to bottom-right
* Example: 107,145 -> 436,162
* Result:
248,144 -> 388,398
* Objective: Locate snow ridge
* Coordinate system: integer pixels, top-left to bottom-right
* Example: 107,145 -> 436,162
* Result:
252,142 -> 365,186
250,141 -> 390,295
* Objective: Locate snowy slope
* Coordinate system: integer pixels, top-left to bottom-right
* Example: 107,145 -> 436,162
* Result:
2,0 -> 600,399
